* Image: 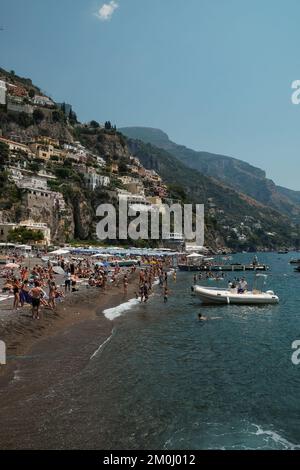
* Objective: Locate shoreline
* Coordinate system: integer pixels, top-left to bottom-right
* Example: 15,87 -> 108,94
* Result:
0,270 -> 141,384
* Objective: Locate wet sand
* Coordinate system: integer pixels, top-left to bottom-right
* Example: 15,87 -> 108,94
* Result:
0,267 -> 169,449
0,272 -> 139,385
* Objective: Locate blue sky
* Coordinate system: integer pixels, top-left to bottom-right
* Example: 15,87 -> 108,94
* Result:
1,0 -> 300,190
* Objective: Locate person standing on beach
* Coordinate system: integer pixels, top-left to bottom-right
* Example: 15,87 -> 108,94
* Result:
123,275 -> 128,294
64,271 -> 71,293
49,281 -> 57,310
20,280 -> 30,308
12,278 -> 20,310
139,283 -> 144,302
30,281 -> 43,320
143,282 -> 149,302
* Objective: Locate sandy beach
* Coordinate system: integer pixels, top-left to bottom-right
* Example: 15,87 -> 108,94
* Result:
0,268 -> 141,384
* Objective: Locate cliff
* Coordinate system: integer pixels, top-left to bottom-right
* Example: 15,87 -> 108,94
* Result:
120,127 -> 300,219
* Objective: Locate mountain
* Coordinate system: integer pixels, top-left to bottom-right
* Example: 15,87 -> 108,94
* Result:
1,66 -> 299,250
127,139 -> 300,251
119,127 -> 300,219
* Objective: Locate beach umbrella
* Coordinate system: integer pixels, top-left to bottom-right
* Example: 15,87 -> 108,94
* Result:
186,253 -> 205,258
52,266 -> 65,275
91,253 -> 111,258
48,249 -> 70,256
4,263 -> 20,269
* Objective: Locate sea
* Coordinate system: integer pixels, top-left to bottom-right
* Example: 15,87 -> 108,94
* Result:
1,252 -> 300,450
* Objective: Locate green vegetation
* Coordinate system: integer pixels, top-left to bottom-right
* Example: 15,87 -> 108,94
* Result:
7,226 -> 44,244
33,108 -> 44,124
0,141 -> 9,167
120,126 -> 300,221
127,139 -> 299,250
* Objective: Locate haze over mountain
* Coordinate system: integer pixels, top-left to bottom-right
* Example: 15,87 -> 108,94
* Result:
120,127 -> 300,219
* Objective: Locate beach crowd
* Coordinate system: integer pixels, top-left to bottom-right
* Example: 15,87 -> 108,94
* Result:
0,251 -> 175,320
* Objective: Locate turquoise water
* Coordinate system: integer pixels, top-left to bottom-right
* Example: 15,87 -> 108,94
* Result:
1,252 -> 300,449
93,252 -> 300,449
89,254 -> 300,449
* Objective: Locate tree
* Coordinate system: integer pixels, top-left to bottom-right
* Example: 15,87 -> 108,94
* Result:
90,120 -> 99,128
52,109 -> 64,123
69,110 -> 77,125
28,89 -> 35,99
33,108 -> 44,124
28,161 -> 40,172
17,112 -> 33,128
55,167 -> 72,179
7,227 -> 44,244
105,121 -> 112,130
168,183 -> 187,202
0,141 -> 9,168
0,170 -> 8,186
118,162 -> 128,174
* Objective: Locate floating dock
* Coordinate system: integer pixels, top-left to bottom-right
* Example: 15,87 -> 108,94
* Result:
178,264 -> 269,272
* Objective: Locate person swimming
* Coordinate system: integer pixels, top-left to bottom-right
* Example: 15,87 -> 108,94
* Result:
198,313 -> 207,321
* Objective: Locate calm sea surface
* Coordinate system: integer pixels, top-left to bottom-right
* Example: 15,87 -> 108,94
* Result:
1,252 -> 300,450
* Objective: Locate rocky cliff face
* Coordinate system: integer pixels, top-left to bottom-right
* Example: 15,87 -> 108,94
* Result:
120,127 -> 300,219
0,120 -> 75,144
0,190 -> 75,244
78,130 -> 130,160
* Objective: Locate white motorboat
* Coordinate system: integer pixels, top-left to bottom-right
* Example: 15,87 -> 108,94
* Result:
193,285 -> 279,305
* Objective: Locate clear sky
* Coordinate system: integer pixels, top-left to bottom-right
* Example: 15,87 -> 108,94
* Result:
1,0 -> 300,190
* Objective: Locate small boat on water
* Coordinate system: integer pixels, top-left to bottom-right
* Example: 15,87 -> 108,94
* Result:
294,266 -> 300,272
278,249 -> 289,254
192,274 -> 279,305
193,286 -> 279,305
290,259 -> 300,264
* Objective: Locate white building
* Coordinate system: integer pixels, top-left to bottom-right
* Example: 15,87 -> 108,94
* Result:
118,191 -> 153,212
96,156 -> 106,167
17,177 -> 48,191
33,95 -> 54,107
84,173 -> 110,191
0,80 -> 6,105
0,220 -> 51,246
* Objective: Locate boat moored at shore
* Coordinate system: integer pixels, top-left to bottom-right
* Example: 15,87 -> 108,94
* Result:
193,285 -> 279,305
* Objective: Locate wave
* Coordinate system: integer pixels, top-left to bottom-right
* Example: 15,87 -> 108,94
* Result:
103,272 -> 167,321
103,298 -> 140,320
0,294 -> 13,303
90,327 -> 116,359
252,424 -> 300,450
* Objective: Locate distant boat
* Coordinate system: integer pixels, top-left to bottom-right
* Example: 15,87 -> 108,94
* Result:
278,249 -> 289,254
289,259 -> 300,264
193,286 -> 279,305
294,266 -> 300,272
